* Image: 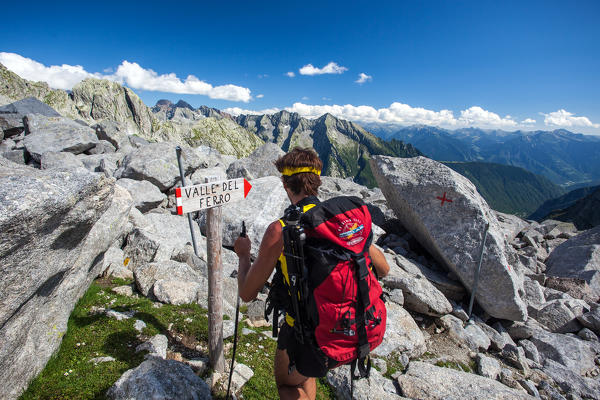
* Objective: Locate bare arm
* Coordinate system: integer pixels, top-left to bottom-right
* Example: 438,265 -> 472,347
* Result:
234,221 -> 283,302
369,244 -> 390,278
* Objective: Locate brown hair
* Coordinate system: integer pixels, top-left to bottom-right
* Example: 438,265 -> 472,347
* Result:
274,147 -> 323,196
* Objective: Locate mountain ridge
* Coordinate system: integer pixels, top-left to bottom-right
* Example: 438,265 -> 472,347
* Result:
369,123 -> 600,186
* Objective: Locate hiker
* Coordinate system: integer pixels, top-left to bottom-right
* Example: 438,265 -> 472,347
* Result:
234,147 -> 390,400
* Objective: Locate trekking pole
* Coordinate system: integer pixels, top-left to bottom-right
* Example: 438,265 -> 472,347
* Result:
175,146 -> 200,258
227,221 -> 245,399
467,222 -> 490,321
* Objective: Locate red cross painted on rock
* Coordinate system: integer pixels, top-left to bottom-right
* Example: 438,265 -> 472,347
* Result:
436,192 -> 453,206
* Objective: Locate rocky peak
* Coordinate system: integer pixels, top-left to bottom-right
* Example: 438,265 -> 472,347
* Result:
174,100 -> 194,110
152,99 -> 173,113
71,78 -> 155,136
197,105 -> 231,120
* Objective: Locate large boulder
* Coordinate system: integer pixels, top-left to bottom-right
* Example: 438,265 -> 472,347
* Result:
397,361 -> 534,399
123,213 -> 207,270
531,298 -> 588,333
0,97 -> 60,138
370,155 -> 527,321
78,153 -> 124,177
578,305 -> 600,335
92,120 -> 135,150
319,176 -> 393,227
40,151 -> 86,170
529,329 -> 597,374
106,356 -> 212,400
0,159 -> 128,399
192,145 -> 236,169
23,114 -> 99,162
545,226 -> 600,297
226,142 -> 284,180
439,315 -> 491,352
134,260 -> 206,304
382,252 -> 452,316
542,358 -> 600,400
116,178 -> 166,213
371,301 -> 425,358
115,142 -> 201,191
494,211 -> 528,242
327,364 -> 405,399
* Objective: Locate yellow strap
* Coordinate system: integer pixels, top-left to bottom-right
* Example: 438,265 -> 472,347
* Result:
303,203 -> 316,212
281,166 -> 321,176
285,314 -> 295,327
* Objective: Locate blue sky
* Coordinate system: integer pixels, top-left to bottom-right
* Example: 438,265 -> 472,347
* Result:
1,0 -> 599,134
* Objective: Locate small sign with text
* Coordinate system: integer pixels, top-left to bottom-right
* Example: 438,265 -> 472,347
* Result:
175,178 -> 252,214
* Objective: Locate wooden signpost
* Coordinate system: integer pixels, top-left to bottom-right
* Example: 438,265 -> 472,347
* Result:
175,147 -> 252,373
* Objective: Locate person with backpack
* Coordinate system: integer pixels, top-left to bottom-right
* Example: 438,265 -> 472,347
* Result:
234,147 -> 390,400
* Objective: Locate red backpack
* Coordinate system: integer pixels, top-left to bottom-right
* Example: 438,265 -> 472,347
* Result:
266,195 -> 386,380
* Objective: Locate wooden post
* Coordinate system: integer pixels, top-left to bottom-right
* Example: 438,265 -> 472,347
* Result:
206,176 -> 225,373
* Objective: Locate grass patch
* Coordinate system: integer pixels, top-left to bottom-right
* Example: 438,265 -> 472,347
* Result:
19,279 -> 335,399
434,360 -> 473,373
383,353 -> 409,379
20,280 -> 209,399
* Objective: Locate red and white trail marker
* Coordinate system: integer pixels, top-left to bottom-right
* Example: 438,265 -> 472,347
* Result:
175,178 -> 252,215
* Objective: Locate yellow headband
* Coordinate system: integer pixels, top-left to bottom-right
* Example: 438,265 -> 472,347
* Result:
281,166 -> 322,176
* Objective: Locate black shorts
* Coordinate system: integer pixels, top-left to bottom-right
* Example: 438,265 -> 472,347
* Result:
277,323 -> 334,378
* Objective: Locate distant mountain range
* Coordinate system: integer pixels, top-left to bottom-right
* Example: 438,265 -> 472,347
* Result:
148,100 -> 422,186
367,124 -> 600,187
235,111 -> 421,187
442,162 -> 566,217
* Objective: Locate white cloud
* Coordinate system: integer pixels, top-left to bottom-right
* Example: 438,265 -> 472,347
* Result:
108,61 -> 251,102
0,52 -> 100,90
322,97 -> 332,101
280,102 -> 457,126
0,52 -> 252,102
256,94 -> 264,98
257,74 -> 269,79
542,109 -> 600,128
299,62 -> 348,76
301,96 -> 309,100
458,106 -> 517,128
355,73 -> 372,84
286,71 -> 295,78
223,106 -> 282,116
522,118 -> 536,124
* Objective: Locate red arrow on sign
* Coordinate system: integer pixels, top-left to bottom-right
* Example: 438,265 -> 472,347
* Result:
244,178 -> 252,198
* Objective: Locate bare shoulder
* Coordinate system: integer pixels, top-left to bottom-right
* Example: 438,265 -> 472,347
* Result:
260,220 -> 283,247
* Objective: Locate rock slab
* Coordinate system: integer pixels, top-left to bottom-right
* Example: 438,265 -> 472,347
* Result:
371,155 -> 527,321
0,159 -> 122,399
397,361 -> 534,399
107,356 -> 212,400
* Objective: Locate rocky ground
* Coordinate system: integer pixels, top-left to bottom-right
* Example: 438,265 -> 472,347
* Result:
2,94 -> 600,400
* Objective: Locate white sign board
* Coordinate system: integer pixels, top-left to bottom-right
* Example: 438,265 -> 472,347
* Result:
175,178 -> 252,215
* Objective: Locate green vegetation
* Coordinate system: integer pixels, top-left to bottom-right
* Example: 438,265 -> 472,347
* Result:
20,279 -> 335,399
382,353 -> 410,379
434,360 -> 475,373
443,161 -> 566,217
